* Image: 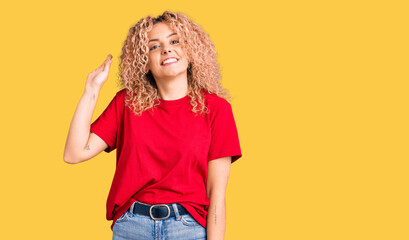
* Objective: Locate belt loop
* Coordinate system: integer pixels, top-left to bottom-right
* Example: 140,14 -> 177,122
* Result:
129,201 -> 136,214
172,203 -> 181,220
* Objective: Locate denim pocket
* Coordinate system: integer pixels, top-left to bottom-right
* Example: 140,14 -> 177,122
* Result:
180,214 -> 200,226
115,210 -> 130,224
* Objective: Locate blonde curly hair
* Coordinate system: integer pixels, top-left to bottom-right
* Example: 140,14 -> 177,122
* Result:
118,10 -> 232,116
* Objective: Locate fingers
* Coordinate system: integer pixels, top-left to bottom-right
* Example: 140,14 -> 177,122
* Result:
97,54 -> 112,72
104,59 -> 112,72
102,54 -> 113,72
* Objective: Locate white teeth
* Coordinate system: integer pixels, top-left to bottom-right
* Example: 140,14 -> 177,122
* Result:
162,58 -> 178,65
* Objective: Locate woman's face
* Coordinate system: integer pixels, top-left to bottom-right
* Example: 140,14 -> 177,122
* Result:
146,22 -> 189,80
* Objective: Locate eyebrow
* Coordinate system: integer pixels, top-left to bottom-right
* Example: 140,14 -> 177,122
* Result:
148,33 -> 177,43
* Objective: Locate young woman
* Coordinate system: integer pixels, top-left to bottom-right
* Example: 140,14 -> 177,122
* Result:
64,11 -> 242,240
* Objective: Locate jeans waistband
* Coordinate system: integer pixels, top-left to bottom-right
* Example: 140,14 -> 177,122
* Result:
130,201 -> 189,220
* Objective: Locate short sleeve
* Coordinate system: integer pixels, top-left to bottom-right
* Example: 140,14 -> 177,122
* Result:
207,99 -> 242,164
90,93 -> 119,153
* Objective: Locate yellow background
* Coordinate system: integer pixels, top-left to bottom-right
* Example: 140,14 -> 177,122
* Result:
1,0 -> 408,239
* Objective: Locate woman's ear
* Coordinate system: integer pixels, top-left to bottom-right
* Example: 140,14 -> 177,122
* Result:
145,66 -> 150,74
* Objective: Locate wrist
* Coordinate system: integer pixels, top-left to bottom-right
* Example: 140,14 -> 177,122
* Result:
83,86 -> 100,100
84,84 -> 101,95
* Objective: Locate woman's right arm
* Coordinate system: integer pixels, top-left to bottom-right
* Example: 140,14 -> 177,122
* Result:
63,55 -> 113,164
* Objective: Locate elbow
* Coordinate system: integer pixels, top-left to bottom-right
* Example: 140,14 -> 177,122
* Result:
63,151 -> 80,164
206,188 -> 226,200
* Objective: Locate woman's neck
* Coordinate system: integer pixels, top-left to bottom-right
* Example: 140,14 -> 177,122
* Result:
155,74 -> 189,100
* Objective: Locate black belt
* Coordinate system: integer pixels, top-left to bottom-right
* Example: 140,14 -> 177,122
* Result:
132,202 -> 189,220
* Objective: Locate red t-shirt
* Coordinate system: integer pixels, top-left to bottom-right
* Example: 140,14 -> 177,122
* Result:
90,89 -> 242,230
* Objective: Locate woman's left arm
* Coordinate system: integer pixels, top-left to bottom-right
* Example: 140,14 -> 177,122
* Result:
206,156 -> 232,240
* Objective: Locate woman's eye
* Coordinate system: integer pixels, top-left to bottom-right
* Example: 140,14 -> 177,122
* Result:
150,45 -> 159,51
171,40 -> 179,44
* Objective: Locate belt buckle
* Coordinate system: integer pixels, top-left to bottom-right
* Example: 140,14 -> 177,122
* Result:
149,204 -> 170,220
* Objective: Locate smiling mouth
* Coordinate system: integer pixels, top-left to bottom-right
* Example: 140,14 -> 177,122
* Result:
161,58 -> 179,66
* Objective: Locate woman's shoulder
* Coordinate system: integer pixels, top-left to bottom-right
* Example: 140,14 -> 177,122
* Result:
202,90 -> 231,115
204,90 -> 230,106
105,89 -> 127,111
116,88 -> 127,98
109,88 -> 127,104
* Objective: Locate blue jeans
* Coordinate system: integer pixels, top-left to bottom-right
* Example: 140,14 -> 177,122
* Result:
112,201 -> 207,240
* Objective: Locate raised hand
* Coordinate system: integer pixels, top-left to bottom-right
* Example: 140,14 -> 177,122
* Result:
85,54 -> 113,91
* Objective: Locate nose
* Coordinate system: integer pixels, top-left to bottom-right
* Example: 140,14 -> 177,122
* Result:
162,47 -> 172,55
